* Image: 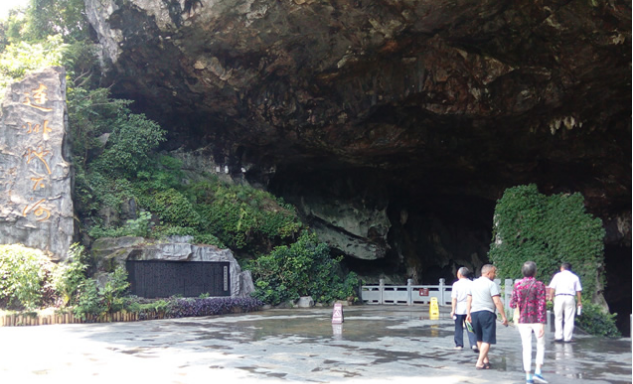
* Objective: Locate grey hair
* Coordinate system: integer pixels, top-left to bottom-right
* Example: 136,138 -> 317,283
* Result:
521,261 -> 537,277
481,264 -> 495,274
458,267 -> 470,278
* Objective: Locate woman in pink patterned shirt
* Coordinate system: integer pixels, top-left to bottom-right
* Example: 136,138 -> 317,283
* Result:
510,261 -> 548,384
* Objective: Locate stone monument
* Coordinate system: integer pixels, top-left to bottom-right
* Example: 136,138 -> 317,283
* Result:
0,67 -> 73,260
91,236 -> 255,298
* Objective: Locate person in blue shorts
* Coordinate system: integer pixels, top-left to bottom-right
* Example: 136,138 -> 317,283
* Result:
466,264 -> 508,370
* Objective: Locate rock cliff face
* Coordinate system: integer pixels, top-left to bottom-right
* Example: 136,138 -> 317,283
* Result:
84,0 -> 630,282
0,67 -> 74,260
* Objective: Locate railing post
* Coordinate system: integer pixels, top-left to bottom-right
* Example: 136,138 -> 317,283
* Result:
438,278 -> 445,306
493,278 -> 501,311
379,279 -> 384,305
407,279 -> 413,306
504,279 -> 513,314
547,310 -> 554,332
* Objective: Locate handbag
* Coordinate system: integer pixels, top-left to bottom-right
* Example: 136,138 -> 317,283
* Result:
513,280 -> 535,324
465,319 -> 474,333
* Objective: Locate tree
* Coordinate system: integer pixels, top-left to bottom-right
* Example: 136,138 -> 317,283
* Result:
24,0 -> 88,42
0,34 -> 66,97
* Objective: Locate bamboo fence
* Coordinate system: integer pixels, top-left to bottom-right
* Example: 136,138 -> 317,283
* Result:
0,311 -> 170,327
0,306 -> 254,327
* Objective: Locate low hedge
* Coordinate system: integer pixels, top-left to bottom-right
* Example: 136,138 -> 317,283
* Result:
168,297 -> 264,318
1,297 -> 265,326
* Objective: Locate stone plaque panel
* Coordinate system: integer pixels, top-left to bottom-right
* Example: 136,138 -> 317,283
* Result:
126,260 -> 231,298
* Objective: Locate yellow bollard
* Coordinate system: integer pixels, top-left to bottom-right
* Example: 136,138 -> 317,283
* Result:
429,297 -> 440,319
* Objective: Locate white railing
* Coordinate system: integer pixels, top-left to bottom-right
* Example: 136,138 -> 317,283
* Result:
361,278 -> 514,309
361,278 -> 560,333
361,278 -> 451,306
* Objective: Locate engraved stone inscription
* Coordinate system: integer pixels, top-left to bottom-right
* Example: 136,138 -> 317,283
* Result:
0,67 -> 73,259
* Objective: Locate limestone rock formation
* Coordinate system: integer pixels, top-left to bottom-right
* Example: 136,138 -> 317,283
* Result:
84,0 -> 630,278
0,67 -> 74,260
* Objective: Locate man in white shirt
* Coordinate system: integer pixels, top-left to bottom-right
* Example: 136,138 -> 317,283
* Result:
450,267 -> 478,352
547,262 -> 582,342
467,264 -> 508,370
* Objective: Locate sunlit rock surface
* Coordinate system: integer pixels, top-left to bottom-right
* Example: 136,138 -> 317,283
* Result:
0,67 -> 73,260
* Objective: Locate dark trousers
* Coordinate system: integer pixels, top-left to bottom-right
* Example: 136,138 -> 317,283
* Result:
454,314 -> 478,348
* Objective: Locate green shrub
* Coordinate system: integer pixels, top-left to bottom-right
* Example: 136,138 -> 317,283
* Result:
489,184 -> 605,302
89,211 -> 152,239
51,244 -> 88,307
125,298 -> 171,319
575,302 -> 621,337
142,189 -> 200,228
122,211 -> 152,238
193,233 -> 225,248
249,231 -> 360,306
0,244 -> 53,310
73,278 -> 104,320
73,266 -> 130,320
159,155 -> 183,171
154,225 -> 197,238
67,87 -> 132,168
101,266 -> 130,313
194,182 -> 302,251
136,168 -> 182,194
95,113 -> 166,177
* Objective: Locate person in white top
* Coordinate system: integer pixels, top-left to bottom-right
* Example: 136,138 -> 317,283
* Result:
450,267 -> 478,352
547,262 -> 582,342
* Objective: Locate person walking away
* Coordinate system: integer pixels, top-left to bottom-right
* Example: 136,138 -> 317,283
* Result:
450,267 -> 479,352
510,261 -> 548,384
547,262 -> 582,343
466,264 -> 509,370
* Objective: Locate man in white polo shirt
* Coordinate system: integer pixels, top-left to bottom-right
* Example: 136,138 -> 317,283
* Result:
547,262 -> 582,343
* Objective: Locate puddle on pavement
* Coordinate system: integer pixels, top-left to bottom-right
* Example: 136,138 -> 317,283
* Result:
548,339 -> 633,381
236,366 -> 288,379
191,312 -> 453,343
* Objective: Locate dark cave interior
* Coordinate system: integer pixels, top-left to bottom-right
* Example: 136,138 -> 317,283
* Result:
268,168 -> 631,336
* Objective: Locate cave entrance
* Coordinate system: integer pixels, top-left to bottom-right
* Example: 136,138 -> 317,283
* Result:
603,244 -> 632,337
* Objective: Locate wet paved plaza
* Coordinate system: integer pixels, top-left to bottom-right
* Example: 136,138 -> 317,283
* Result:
0,305 -> 631,383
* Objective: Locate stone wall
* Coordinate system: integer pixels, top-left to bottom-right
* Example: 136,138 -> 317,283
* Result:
0,67 -> 74,260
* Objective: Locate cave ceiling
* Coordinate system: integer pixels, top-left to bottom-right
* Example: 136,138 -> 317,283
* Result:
85,0 -> 631,234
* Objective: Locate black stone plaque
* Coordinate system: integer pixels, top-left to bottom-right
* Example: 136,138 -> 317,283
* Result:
126,260 -> 231,298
